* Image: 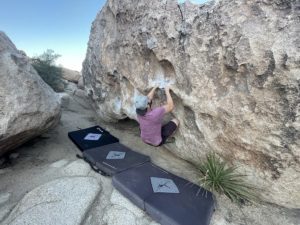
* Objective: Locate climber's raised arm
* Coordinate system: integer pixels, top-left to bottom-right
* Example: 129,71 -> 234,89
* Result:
147,86 -> 158,101
163,86 -> 174,113
136,85 -> 179,147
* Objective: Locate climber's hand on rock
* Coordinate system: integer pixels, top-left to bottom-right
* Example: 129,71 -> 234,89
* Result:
163,86 -> 174,113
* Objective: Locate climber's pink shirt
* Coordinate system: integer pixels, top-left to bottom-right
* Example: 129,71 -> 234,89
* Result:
137,106 -> 165,146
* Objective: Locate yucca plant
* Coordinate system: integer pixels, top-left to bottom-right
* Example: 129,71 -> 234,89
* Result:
197,153 -> 258,204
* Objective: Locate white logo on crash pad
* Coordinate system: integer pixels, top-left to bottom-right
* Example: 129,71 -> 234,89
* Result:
150,177 -> 180,194
106,151 -> 126,159
84,133 -> 102,141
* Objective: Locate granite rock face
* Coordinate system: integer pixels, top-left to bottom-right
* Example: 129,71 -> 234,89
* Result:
82,0 -> 300,208
2,177 -> 101,225
0,32 -> 61,156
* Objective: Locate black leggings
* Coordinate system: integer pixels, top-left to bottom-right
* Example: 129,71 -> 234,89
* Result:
159,121 -> 178,145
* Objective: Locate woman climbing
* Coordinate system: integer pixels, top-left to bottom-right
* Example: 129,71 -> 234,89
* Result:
135,86 -> 179,146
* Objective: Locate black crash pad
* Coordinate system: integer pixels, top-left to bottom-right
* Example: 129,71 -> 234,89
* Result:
145,174 -> 215,225
68,126 -> 119,151
83,143 -> 150,176
112,162 -> 214,225
112,162 -> 169,209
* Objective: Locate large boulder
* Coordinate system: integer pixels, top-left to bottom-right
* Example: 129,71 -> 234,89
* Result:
0,32 -> 61,156
82,0 -> 300,208
61,67 -> 81,83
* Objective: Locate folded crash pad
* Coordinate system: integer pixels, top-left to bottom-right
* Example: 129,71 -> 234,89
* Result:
112,162 -> 214,225
82,143 -> 150,176
68,126 -> 119,151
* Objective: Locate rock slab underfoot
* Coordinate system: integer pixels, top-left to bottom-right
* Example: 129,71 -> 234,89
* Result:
2,177 -> 101,225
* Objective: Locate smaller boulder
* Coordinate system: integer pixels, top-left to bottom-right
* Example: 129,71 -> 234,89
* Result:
61,67 -> 81,83
0,31 -> 61,156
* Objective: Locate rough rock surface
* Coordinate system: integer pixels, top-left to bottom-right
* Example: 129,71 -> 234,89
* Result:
78,76 -> 84,89
99,190 -> 159,225
0,31 -> 61,156
82,0 -> 300,208
62,67 -> 81,83
2,177 -> 101,225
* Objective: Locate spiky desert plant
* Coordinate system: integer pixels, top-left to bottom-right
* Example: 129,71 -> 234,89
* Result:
197,153 -> 257,204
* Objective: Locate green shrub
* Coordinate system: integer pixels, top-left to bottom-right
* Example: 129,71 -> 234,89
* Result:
197,153 -> 258,204
31,49 -> 65,92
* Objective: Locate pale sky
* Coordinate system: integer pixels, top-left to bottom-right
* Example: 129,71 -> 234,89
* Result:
0,0 -> 106,71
